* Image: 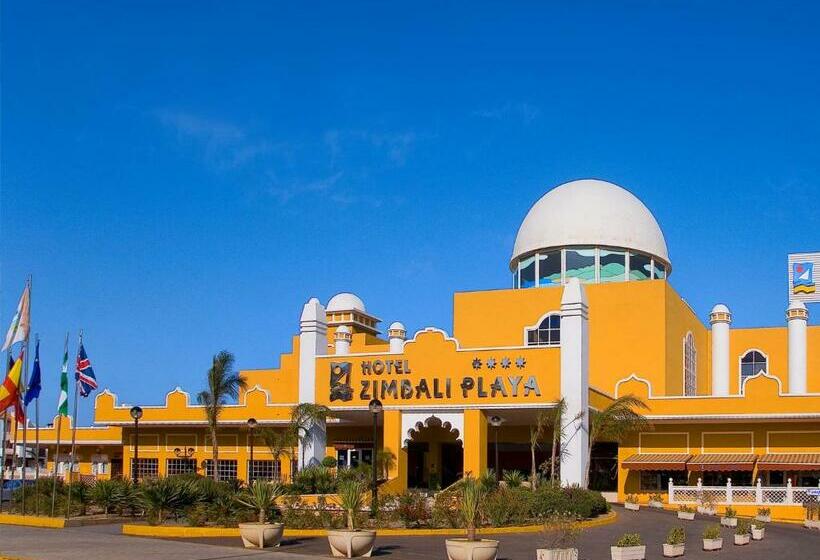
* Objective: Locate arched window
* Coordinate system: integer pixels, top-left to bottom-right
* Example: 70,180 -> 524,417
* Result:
740,350 -> 767,385
526,313 -> 561,346
683,332 -> 697,396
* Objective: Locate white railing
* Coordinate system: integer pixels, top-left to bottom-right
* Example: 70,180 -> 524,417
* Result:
669,477 -> 820,506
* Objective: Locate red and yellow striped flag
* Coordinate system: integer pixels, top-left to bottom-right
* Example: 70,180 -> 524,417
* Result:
0,351 -> 25,421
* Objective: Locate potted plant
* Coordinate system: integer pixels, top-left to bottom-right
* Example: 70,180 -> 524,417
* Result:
733,519 -> 750,546
662,526 -> 685,558
751,521 -> 765,541
720,506 -> 737,527
805,503 -> 820,530
610,533 -> 645,560
327,480 -> 377,558
702,524 -> 723,551
445,476 -> 499,560
755,507 -> 771,523
538,514 -> 581,560
697,494 -> 716,516
677,504 -> 696,520
648,493 -> 664,509
624,494 -> 640,511
236,480 -> 285,548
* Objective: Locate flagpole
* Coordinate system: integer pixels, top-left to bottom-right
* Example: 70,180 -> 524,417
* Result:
65,330 -> 81,520
9,406 -> 19,510
51,332 -> 69,518
34,334 -> 41,515
19,276 -> 31,514
0,354 -> 9,511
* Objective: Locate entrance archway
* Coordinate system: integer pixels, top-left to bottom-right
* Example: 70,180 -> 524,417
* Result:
404,415 -> 463,489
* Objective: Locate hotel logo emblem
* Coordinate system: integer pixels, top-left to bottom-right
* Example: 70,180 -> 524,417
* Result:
330,362 -> 353,402
788,253 -> 820,303
792,262 -> 815,295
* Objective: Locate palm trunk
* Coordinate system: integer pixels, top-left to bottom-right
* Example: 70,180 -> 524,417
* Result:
550,431 -> 559,484
211,426 -> 219,482
583,438 -> 593,488
467,525 -> 476,541
258,508 -> 265,523
529,428 -> 537,489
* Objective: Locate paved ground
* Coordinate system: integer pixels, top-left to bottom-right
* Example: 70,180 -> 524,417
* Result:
1,507 -> 818,560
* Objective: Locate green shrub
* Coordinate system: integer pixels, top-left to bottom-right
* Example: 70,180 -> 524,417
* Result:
479,469 -> 498,493
679,504 -> 695,513
67,480 -> 92,516
484,487 -> 533,526
502,470 -> 525,488
648,492 -> 664,503
321,456 -> 338,468
395,491 -> 431,527
337,479 -> 367,530
724,506 -> 736,518
432,489 -> 462,528
140,477 -> 197,525
615,533 -> 642,547
757,507 -> 771,517
530,484 -> 607,520
90,479 -> 121,514
702,524 -> 721,539
235,480 -> 284,523
735,519 -> 751,535
625,494 -> 639,504
666,526 -> 685,545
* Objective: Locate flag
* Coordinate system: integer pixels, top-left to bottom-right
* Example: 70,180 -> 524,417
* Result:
24,339 -> 42,406
57,345 -> 69,416
2,282 -> 31,351
75,342 -> 97,397
0,351 -> 25,421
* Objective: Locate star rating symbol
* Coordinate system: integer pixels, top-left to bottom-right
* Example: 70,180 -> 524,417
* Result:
472,358 -> 482,370
500,357 -> 511,369
486,358 -> 497,369
515,357 -> 526,369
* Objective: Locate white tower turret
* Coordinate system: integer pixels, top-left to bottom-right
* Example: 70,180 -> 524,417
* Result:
334,325 -> 352,355
388,322 -> 406,353
710,304 -> 732,396
787,300 -> 808,394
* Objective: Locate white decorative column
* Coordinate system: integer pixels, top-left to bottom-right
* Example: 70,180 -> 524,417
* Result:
560,278 -> 589,487
709,304 -> 731,396
388,322 -> 407,353
298,297 -> 328,468
787,300 -> 808,394
334,325 -> 351,355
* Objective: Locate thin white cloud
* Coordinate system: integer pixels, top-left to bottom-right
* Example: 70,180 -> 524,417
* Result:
267,171 -> 344,204
472,102 -> 541,124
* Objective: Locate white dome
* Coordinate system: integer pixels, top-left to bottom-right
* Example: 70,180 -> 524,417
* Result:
511,179 -> 670,270
388,321 -> 406,331
327,292 -> 366,313
788,300 -> 807,311
711,304 -> 730,313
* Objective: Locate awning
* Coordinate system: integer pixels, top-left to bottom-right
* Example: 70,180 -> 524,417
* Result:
688,454 -> 757,472
757,453 -> 820,471
622,453 -> 692,471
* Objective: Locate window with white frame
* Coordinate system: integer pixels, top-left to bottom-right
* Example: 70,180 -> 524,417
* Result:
166,458 -> 197,476
526,314 -> 561,346
683,332 -> 697,396
204,459 -> 238,481
739,350 -> 767,385
247,459 -> 280,482
131,458 -> 159,479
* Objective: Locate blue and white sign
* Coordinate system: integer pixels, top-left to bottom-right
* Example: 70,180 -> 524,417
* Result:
788,253 -> 820,304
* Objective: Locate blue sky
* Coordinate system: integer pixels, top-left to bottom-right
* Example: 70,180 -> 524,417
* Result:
2,2 -> 819,424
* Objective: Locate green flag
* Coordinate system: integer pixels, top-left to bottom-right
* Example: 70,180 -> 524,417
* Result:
57,347 -> 69,416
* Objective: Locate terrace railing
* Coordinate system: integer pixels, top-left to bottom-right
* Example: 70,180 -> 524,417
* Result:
669,477 -> 820,506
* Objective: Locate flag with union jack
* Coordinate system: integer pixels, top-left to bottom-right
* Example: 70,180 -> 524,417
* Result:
75,342 -> 97,397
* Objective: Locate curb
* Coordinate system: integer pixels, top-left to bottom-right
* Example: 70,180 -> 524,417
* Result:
0,513 -> 66,529
121,510 -> 617,538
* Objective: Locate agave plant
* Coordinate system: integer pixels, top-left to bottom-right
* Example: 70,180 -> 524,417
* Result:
140,477 -> 196,524
336,479 -> 367,530
90,479 -> 121,515
458,476 -> 485,541
502,470 -> 525,488
235,480 -> 284,523
68,480 -> 92,516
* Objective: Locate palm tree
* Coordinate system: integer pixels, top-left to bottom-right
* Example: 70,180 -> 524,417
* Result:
290,403 -> 330,470
528,409 -> 551,489
258,425 -> 298,481
585,394 -> 651,487
197,350 -> 247,481
546,398 -> 586,484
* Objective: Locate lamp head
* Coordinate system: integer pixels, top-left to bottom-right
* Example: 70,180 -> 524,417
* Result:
247,417 -> 258,429
368,399 -> 383,414
130,406 -> 143,420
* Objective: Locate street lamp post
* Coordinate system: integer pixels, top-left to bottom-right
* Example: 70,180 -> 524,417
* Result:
489,415 -> 503,481
367,399 -> 383,517
130,406 -> 143,484
247,418 -> 258,483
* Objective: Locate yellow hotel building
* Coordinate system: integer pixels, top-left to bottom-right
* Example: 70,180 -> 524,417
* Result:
25,179 -> 820,518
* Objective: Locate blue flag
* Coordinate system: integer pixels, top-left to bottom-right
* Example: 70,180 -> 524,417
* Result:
24,339 -> 42,406
75,342 -> 97,397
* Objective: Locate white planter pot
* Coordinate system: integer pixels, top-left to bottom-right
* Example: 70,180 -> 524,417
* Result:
721,517 -> 737,527
755,514 -> 771,523
536,548 -> 578,560
445,538 -> 500,560
734,534 -> 750,546
327,529 -> 377,558
649,501 -> 664,509
678,511 -> 695,520
804,519 -> 820,530
751,527 -> 765,540
238,522 -> 284,549
702,538 -> 723,551
610,545 -> 646,560
662,543 -> 685,557
697,506 -> 716,516
625,502 -> 640,511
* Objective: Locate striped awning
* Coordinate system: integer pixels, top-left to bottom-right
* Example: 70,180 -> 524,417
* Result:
757,453 -> 820,471
622,453 -> 692,471
688,454 -> 757,472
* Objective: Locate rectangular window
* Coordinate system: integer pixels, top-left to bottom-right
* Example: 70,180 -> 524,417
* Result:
702,471 -> 753,486
538,251 -> 562,286
518,256 -> 536,288
166,458 -> 197,476
629,252 -> 652,280
248,459 -> 280,482
131,458 -> 159,479
203,459 -> 238,481
599,249 -> 626,283
639,471 -> 689,491
565,249 -> 596,283
651,260 -> 666,279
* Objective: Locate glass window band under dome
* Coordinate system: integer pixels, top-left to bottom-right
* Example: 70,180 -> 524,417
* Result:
511,246 -> 669,288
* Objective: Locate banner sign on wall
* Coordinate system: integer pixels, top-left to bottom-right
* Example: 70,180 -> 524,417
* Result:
788,253 -> 820,303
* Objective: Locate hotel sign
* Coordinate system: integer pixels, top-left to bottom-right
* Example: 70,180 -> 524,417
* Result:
788,253 -> 820,303
329,357 -> 542,403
